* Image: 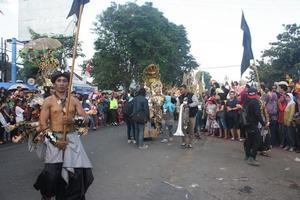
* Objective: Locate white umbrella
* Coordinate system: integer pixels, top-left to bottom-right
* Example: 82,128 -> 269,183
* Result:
23,37 -> 62,50
8,83 -> 29,91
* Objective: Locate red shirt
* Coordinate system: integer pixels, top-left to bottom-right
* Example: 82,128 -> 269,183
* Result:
278,101 -> 287,123
240,89 -> 248,106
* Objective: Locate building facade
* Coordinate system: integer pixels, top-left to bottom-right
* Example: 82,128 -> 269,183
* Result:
18,0 -> 75,40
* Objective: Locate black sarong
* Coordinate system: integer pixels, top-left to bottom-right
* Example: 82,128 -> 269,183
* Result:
34,163 -> 94,200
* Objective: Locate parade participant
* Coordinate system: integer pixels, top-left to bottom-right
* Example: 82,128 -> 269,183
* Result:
257,92 -> 271,157
244,88 -> 266,166
34,70 -> 93,200
178,84 -> 199,148
150,81 -> 164,133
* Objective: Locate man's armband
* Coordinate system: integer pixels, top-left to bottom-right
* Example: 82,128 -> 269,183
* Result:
41,129 -> 58,146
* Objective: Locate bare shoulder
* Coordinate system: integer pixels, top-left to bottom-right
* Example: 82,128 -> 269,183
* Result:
71,96 -> 80,105
42,95 -> 55,107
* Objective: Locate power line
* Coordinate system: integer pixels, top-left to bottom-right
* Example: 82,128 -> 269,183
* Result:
201,65 -> 240,70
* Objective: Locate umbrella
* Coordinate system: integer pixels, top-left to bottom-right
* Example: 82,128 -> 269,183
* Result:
24,37 -> 62,50
8,83 -> 29,91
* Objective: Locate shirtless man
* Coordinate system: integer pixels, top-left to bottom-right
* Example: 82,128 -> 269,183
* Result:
34,70 -> 93,200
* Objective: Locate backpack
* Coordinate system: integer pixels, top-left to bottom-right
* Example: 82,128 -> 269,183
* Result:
240,106 -> 250,127
123,101 -> 134,117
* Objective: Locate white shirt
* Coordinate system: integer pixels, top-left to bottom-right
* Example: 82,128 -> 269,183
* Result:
15,106 -> 24,123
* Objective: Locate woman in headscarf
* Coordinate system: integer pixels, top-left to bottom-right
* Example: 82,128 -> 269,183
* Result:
161,96 -> 176,143
284,93 -> 296,151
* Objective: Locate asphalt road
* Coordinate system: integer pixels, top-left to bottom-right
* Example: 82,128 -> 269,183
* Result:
0,125 -> 299,200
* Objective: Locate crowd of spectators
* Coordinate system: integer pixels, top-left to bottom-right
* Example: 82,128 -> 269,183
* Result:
0,85 -> 127,145
198,76 -> 300,156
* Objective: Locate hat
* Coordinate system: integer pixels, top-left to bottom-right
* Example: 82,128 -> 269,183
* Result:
248,87 -> 257,96
51,69 -> 70,83
215,88 -> 224,95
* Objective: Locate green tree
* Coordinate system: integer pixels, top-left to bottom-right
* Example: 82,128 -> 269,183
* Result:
202,71 -> 212,90
257,24 -> 300,86
92,2 -> 198,90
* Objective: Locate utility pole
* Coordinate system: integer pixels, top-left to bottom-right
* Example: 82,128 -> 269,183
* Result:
11,38 -> 17,83
0,37 -> 3,82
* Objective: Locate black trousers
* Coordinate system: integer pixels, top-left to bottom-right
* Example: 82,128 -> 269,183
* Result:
110,109 -> 117,123
269,120 -> 279,146
296,125 -> 300,150
245,127 -> 262,160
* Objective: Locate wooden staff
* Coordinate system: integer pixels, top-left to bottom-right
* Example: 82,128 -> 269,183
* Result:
63,4 -> 84,141
252,59 -> 261,90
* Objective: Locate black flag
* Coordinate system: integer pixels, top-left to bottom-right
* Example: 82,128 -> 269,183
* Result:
67,0 -> 89,19
240,12 -> 254,76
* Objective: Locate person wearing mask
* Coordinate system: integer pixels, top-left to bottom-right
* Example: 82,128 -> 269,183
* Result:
132,88 -> 150,149
283,93 -> 296,152
177,84 -> 199,149
244,88 -> 267,166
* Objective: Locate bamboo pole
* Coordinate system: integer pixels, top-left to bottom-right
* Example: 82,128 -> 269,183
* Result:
252,59 -> 261,90
63,5 -> 84,141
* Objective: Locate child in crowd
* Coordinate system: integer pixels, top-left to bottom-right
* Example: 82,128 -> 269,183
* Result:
205,97 -> 218,136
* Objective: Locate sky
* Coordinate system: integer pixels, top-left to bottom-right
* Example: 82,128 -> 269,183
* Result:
1,0 -> 300,82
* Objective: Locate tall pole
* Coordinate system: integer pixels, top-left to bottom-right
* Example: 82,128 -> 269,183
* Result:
11,38 -> 17,83
1,37 -> 3,82
4,40 -> 7,82
63,5 -> 84,141
252,59 -> 261,90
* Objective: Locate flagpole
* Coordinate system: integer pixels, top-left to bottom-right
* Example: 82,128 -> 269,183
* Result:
252,59 -> 261,90
63,4 -> 84,141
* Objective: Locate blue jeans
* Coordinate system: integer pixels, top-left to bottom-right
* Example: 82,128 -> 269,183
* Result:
134,123 -> 145,147
89,115 -> 96,129
217,116 -> 227,129
195,111 -> 202,133
125,119 -> 135,140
